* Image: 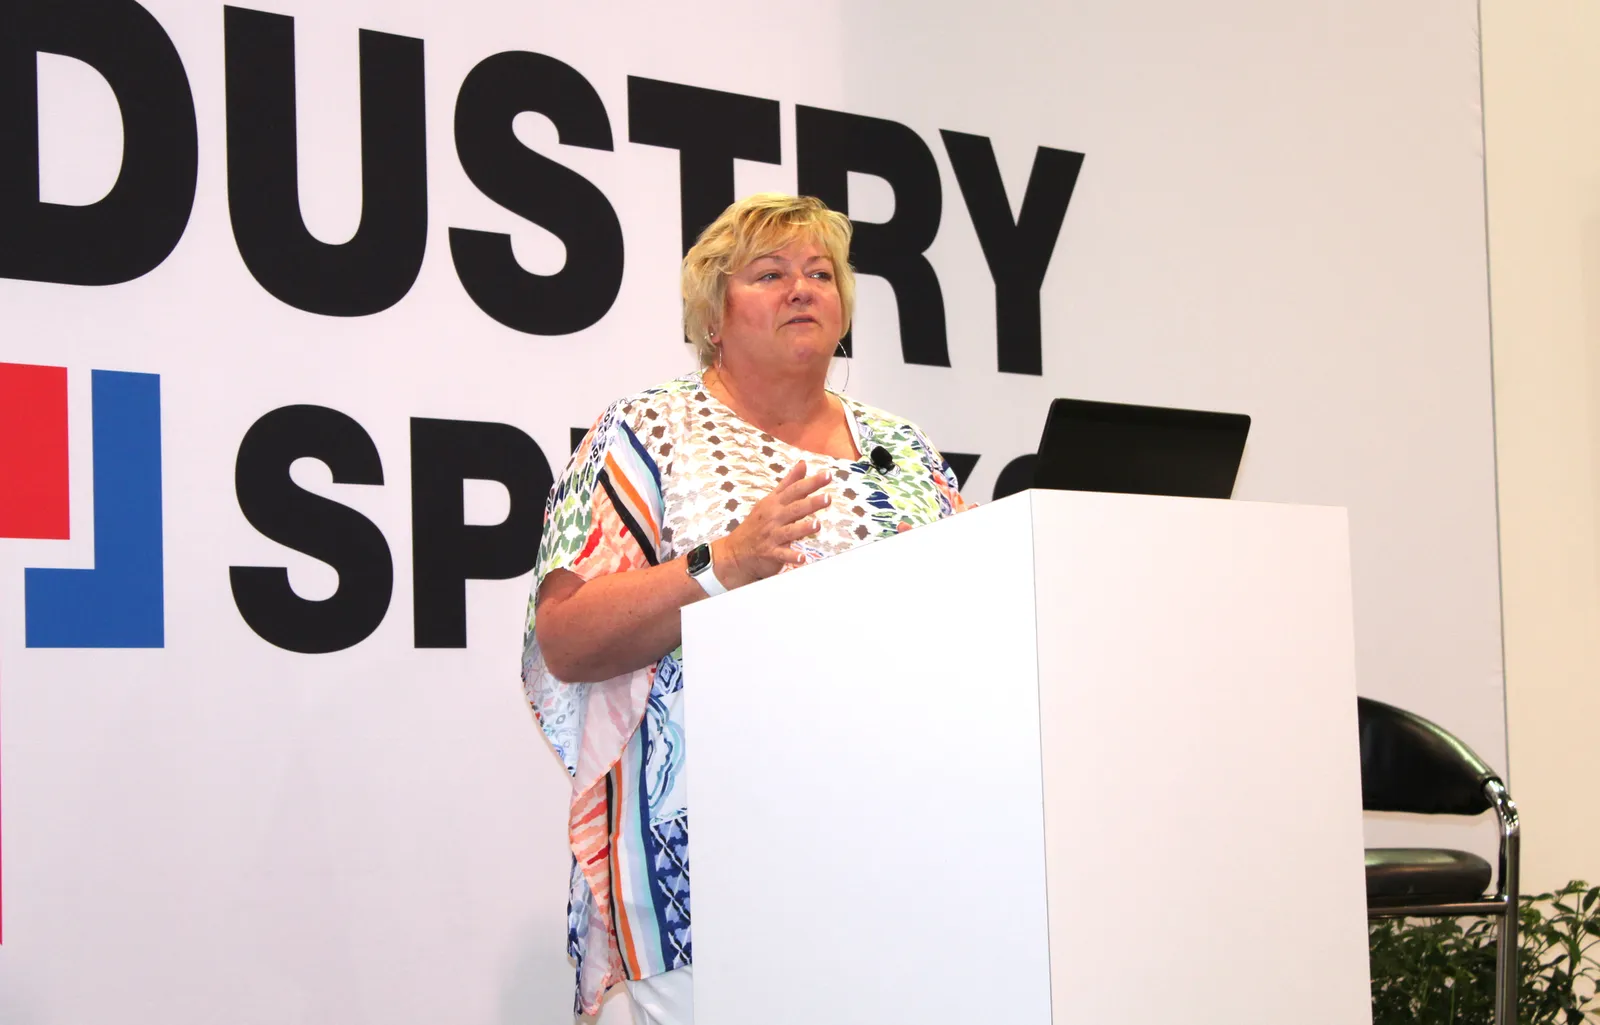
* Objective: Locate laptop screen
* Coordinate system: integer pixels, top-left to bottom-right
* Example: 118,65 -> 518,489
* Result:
1031,398 -> 1251,500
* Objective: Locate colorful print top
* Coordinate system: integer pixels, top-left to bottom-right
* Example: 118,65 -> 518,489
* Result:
521,372 -> 969,1015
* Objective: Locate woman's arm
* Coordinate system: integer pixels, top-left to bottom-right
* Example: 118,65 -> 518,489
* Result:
535,462 -> 832,682
534,557 -> 705,682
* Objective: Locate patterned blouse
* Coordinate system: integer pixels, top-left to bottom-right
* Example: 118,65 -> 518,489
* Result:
521,371 -> 969,1015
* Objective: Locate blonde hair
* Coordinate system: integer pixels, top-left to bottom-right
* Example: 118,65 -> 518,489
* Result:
681,193 -> 855,367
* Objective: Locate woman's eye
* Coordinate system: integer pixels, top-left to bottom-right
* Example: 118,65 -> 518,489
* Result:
758,271 -> 780,281
811,271 -> 833,281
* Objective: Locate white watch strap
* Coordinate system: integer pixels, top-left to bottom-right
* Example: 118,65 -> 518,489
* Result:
691,551 -> 728,597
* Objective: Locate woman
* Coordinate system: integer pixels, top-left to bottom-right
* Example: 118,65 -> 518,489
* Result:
522,193 -> 969,1024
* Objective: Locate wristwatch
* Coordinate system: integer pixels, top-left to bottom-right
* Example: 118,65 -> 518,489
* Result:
686,542 -> 728,597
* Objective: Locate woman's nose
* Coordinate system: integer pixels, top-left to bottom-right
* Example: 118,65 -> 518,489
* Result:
788,275 -> 813,303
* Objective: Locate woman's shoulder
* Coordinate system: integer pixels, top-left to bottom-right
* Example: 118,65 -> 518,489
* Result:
838,394 -> 971,510
583,374 -> 704,439
551,376 -> 704,511
838,394 -> 937,450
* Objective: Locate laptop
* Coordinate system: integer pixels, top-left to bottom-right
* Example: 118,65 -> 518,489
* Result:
1029,397 -> 1251,499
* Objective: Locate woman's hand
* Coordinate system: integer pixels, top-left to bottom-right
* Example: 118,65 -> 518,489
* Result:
711,460 -> 832,588
535,460 -> 830,681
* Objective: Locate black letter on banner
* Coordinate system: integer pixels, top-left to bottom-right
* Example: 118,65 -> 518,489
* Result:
451,52 -> 623,335
224,6 -> 427,316
411,418 -> 551,648
0,0 -> 197,284
796,106 -> 946,365
942,452 -> 980,489
942,132 -> 1083,376
230,405 -> 393,654
627,77 -> 780,254
993,453 -> 1037,501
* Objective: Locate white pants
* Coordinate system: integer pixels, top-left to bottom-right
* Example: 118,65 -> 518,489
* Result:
625,965 -> 694,1025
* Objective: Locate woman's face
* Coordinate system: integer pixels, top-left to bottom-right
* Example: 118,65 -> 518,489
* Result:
717,235 -> 843,377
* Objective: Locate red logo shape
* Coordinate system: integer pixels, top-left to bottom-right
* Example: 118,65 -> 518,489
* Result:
0,362 -> 71,540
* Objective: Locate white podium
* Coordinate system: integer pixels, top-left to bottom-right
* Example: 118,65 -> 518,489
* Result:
681,490 -> 1372,1024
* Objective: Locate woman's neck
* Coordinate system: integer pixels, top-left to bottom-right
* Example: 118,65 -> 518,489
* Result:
703,363 -> 848,453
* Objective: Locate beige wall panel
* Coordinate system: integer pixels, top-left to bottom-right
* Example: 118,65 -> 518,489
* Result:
1483,0 -> 1600,891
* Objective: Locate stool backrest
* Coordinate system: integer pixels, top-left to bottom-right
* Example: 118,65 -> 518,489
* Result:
1358,697 -> 1498,815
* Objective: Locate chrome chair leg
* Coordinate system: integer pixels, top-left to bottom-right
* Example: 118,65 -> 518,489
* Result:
1487,780 -> 1521,1025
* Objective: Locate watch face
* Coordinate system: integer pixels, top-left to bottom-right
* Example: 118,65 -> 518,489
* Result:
687,543 -> 712,575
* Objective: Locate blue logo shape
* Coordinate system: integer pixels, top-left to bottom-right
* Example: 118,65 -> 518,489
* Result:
25,370 -> 165,648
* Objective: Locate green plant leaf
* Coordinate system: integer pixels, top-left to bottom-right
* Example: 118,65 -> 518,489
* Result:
1371,879 -> 1600,1025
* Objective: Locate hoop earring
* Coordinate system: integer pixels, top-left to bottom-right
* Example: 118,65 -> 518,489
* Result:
827,336 -> 850,393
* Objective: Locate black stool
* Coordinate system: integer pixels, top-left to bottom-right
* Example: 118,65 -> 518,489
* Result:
1359,697 -> 1521,1025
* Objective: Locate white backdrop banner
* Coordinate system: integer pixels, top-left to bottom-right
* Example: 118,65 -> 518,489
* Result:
0,0 -> 1501,1021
